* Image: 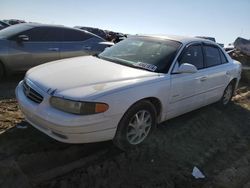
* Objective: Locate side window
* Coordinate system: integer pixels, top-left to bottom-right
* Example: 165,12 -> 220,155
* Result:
179,45 -> 204,69
63,29 -> 93,41
40,27 -> 63,41
17,27 -> 64,42
204,46 -> 221,67
219,49 -> 228,64
18,28 -> 45,41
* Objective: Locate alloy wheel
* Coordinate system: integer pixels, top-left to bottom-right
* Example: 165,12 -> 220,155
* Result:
126,110 -> 152,145
223,84 -> 233,105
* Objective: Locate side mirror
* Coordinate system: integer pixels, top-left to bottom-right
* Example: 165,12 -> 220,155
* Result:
177,63 -> 198,74
17,35 -> 29,42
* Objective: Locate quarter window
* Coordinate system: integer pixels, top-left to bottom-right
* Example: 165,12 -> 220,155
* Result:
17,27 -> 64,42
204,46 -> 221,67
219,49 -> 228,64
179,45 -> 204,69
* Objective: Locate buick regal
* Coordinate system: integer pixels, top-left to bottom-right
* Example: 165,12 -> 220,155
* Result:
16,35 -> 242,150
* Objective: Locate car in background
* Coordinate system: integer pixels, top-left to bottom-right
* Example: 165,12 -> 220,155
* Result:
0,21 -> 10,30
195,36 -> 216,42
196,36 -> 224,48
16,35 -> 241,150
75,26 -> 108,40
3,19 -> 26,25
106,31 -> 127,43
224,43 -> 235,53
75,26 -> 127,43
0,23 -> 111,79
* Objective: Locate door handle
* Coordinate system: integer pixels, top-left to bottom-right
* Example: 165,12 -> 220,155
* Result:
83,46 -> 91,50
48,48 -> 59,51
199,76 -> 207,81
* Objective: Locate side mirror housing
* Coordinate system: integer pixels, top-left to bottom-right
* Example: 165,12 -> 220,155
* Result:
17,35 -> 29,42
177,63 -> 198,74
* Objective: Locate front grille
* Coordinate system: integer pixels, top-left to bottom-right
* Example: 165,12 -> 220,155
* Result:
23,81 -> 44,104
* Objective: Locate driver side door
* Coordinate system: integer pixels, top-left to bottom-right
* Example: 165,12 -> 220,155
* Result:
168,43 -> 207,119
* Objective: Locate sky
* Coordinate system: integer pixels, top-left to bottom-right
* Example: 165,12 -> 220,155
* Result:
1,0 -> 249,45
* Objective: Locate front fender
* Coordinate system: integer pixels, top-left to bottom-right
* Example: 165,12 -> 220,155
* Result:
95,78 -> 171,123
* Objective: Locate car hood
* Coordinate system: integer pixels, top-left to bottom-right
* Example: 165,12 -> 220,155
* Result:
26,56 -> 160,99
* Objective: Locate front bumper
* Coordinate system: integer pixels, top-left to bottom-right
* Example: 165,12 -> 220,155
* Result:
16,80 -> 121,143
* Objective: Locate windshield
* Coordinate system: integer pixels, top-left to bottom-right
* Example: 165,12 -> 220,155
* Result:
0,24 -> 32,39
99,37 -> 181,73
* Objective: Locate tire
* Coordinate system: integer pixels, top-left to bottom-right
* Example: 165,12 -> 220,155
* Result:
113,100 -> 157,151
0,63 -> 4,81
219,82 -> 234,106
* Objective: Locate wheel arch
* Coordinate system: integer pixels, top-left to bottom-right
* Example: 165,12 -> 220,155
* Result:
113,96 -> 163,150
124,97 -> 163,123
229,77 -> 238,92
230,77 -> 237,84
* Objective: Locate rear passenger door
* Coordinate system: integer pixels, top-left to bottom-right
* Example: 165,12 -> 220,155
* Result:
29,27 -> 62,66
60,29 -> 104,59
202,44 -> 231,104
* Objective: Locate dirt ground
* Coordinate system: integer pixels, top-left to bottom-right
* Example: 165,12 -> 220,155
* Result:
0,75 -> 250,188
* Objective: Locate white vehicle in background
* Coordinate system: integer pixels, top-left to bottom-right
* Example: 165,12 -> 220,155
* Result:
16,35 -> 242,150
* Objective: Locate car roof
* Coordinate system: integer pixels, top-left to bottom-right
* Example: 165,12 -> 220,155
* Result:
139,34 -> 217,45
76,26 -> 102,30
13,23 -> 105,40
18,23 -> 72,29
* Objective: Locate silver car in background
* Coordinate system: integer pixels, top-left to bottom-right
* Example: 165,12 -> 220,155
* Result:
0,23 -> 111,79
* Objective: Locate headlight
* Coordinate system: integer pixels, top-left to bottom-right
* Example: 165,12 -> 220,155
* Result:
50,97 -> 109,115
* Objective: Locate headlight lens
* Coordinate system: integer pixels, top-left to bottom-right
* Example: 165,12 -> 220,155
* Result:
50,97 -> 109,115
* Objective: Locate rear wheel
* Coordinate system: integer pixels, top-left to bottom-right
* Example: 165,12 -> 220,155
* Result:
113,100 -> 157,151
219,82 -> 234,106
0,63 -> 4,81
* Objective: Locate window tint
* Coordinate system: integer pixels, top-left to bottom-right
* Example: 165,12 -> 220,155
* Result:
40,28 -> 63,41
80,27 -> 106,39
63,29 -> 93,41
18,28 -> 44,41
219,49 -> 228,64
179,45 -> 204,69
204,46 -> 221,67
18,27 -> 63,41
1,24 -> 32,39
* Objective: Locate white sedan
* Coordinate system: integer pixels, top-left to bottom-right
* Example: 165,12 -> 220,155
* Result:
16,35 -> 242,150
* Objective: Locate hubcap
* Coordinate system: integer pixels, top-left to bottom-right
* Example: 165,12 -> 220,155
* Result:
223,85 -> 233,105
126,110 -> 152,145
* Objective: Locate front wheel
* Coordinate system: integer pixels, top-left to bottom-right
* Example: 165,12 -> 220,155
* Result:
113,100 -> 157,150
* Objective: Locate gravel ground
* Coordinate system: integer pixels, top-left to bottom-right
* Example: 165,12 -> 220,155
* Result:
0,75 -> 250,188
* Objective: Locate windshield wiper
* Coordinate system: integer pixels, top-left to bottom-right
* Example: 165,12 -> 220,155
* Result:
98,56 -> 131,66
